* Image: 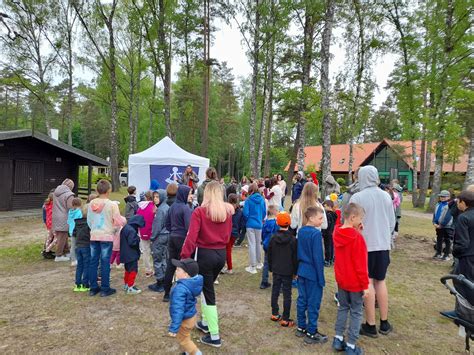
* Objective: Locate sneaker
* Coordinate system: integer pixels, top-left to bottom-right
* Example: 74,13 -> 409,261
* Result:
220,267 -> 228,274
79,285 -> 90,292
345,345 -> 364,354
54,255 -> 70,262
73,285 -> 82,292
100,288 -> 117,297
379,320 -> 393,335
280,319 -> 295,327
196,321 -> 209,334
71,260 -> 78,267
359,323 -> 378,338
162,293 -> 170,302
200,334 -> 221,348
260,282 -> 271,289
127,286 -> 142,294
442,255 -> 451,261
295,327 -> 306,338
214,279 -> 219,285
89,287 -> 101,296
148,282 -> 165,292
123,284 -> 128,291
324,261 -> 331,267
245,266 -> 257,274
332,337 -> 347,351
270,314 -> 281,322
304,331 -> 328,344
256,263 -> 264,270
433,253 -> 442,259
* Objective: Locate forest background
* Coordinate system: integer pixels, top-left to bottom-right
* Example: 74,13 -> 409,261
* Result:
0,0 -> 472,211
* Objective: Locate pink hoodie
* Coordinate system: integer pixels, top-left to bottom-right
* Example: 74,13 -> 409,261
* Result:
136,201 -> 155,240
87,198 -> 125,242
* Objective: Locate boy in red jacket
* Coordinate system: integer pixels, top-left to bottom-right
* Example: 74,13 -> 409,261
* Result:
332,203 -> 369,355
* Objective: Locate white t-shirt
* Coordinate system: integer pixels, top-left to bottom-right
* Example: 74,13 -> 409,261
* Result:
268,185 -> 283,208
278,180 -> 287,196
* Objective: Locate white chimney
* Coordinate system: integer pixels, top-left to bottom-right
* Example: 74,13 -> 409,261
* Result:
51,129 -> 59,140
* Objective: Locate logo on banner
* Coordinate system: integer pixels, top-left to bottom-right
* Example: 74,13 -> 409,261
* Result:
149,165 -> 198,188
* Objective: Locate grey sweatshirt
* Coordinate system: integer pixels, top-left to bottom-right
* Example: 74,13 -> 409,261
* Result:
350,166 -> 396,252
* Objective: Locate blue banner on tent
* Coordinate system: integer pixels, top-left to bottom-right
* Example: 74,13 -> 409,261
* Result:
149,165 -> 199,188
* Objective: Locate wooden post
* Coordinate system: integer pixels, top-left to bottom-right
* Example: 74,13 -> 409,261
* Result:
87,162 -> 92,195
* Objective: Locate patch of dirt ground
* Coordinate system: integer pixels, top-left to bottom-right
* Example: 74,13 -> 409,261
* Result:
0,216 -> 468,354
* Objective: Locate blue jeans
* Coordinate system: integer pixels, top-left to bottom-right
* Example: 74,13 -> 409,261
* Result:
297,276 -> 323,335
75,247 -> 90,286
261,252 -> 269,285
89,241 -> 113,291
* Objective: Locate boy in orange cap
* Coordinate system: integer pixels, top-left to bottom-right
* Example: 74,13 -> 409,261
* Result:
268,211 -> 298,327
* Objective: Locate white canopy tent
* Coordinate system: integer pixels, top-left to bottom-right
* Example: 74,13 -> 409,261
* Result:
128,136 -> 210,195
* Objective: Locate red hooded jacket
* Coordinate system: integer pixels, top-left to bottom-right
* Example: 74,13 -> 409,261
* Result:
333,225 -> 369,292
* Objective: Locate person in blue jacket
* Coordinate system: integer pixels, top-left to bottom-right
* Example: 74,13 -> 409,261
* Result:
168,258 -> 204,355
260,205 -> 279,289
120,214 -> 145,294
243,183 -> 267,274
296,206 -> 328,345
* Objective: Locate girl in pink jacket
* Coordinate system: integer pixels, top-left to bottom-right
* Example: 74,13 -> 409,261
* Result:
136,191 -> 157,277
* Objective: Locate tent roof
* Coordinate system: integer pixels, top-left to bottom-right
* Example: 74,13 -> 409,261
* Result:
128,136 -> 210,166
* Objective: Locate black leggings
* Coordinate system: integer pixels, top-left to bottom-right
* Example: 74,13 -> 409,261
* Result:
163,236 -> 186,295
196,248 -> 226,305
323,231 -> 334,262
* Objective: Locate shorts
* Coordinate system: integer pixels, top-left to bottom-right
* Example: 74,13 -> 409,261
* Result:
368,250 -> 390,281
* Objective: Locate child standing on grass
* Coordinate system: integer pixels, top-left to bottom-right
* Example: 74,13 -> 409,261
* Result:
136,191 -> 157,277
73,205 -> 91,292
120,214 -> 146,294
433,190 -> 454,261
268,211 -> 297,327
332,203 -> 369,355
168,258 -> 204,355
322,200 -> 338,267
260,205 -> 279,289
42,191 -> 55,258
67,197 -> 83,267
295,206 -> 327,345
124,185 -> 139,221
110,226 -> 122,268
223,193 -> 245,274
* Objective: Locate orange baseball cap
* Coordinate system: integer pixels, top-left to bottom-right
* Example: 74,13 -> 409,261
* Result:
276,211 -> 291,227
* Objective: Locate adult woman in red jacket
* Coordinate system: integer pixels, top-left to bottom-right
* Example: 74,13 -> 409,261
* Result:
181,181 -> 234,348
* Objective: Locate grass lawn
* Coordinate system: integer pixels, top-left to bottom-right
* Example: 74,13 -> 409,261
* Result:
0,204 -> 467,354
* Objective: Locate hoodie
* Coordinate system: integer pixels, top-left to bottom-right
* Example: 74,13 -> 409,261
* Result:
297,226 -> 325,287
453,207 -> 474,258
169,274 -> 204,333
333,225 -> 369,292
87,197 -> 125,242
181,206 -> 233,258
341,181 -> 360,219
136,200 -> 156,240
262,218 -> 279,251
43,200 -> 53,230
120,215 -> 145,264
151,189 -> 170,241
52,184 -> 75,232
67,208 -> 83,236
165,185 -> 192,238
268,230 -> 298,276
124,195 -> 138,220
243,193 -> 267,230
349,166 -> 396,252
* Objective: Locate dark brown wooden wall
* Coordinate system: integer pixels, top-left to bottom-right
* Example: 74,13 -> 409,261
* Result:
0,137 -> 80,210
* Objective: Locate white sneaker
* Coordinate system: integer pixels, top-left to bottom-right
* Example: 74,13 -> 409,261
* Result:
225,269 -> 234,274
55,256 -> 70,262
256,263 -> 264,270
214,279 -> 219,285
70,260 -> 78,267
245,266 -> 257,274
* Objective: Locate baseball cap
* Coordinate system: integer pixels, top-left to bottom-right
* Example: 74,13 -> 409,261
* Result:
438,190 -> 450,198
276,211 -> 291,227
171,258 -> 199,277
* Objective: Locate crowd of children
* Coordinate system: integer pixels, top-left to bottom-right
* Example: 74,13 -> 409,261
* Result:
40,167 -> 474,354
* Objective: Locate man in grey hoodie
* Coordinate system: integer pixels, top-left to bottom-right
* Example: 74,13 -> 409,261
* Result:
350,166 -> 396,338
149,189 -> 170,292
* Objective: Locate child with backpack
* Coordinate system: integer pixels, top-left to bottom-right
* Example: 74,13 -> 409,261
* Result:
260,205 -> 279,289
332,203 -> 369,354
295,206 -> 327,344
73,205 -> 91,292
268,212 -> 297,327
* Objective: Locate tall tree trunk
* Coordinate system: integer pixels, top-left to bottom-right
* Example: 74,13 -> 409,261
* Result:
256,44 -> 269,176
149,68 -> 157,147
464,123 -> 474,189
428,141 -> 444,211
159,0 -> 172,139
201,0 -> 210,156
263,28 -> 275,177
133,31 -> 143,153
15,87 -> 19,129
416,125 -> 426,207
67,26 -> 73,145
249,0 -> 260,177
418,140 -> 432,208
320,0 -> 335,197
128,56 -> 135,155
